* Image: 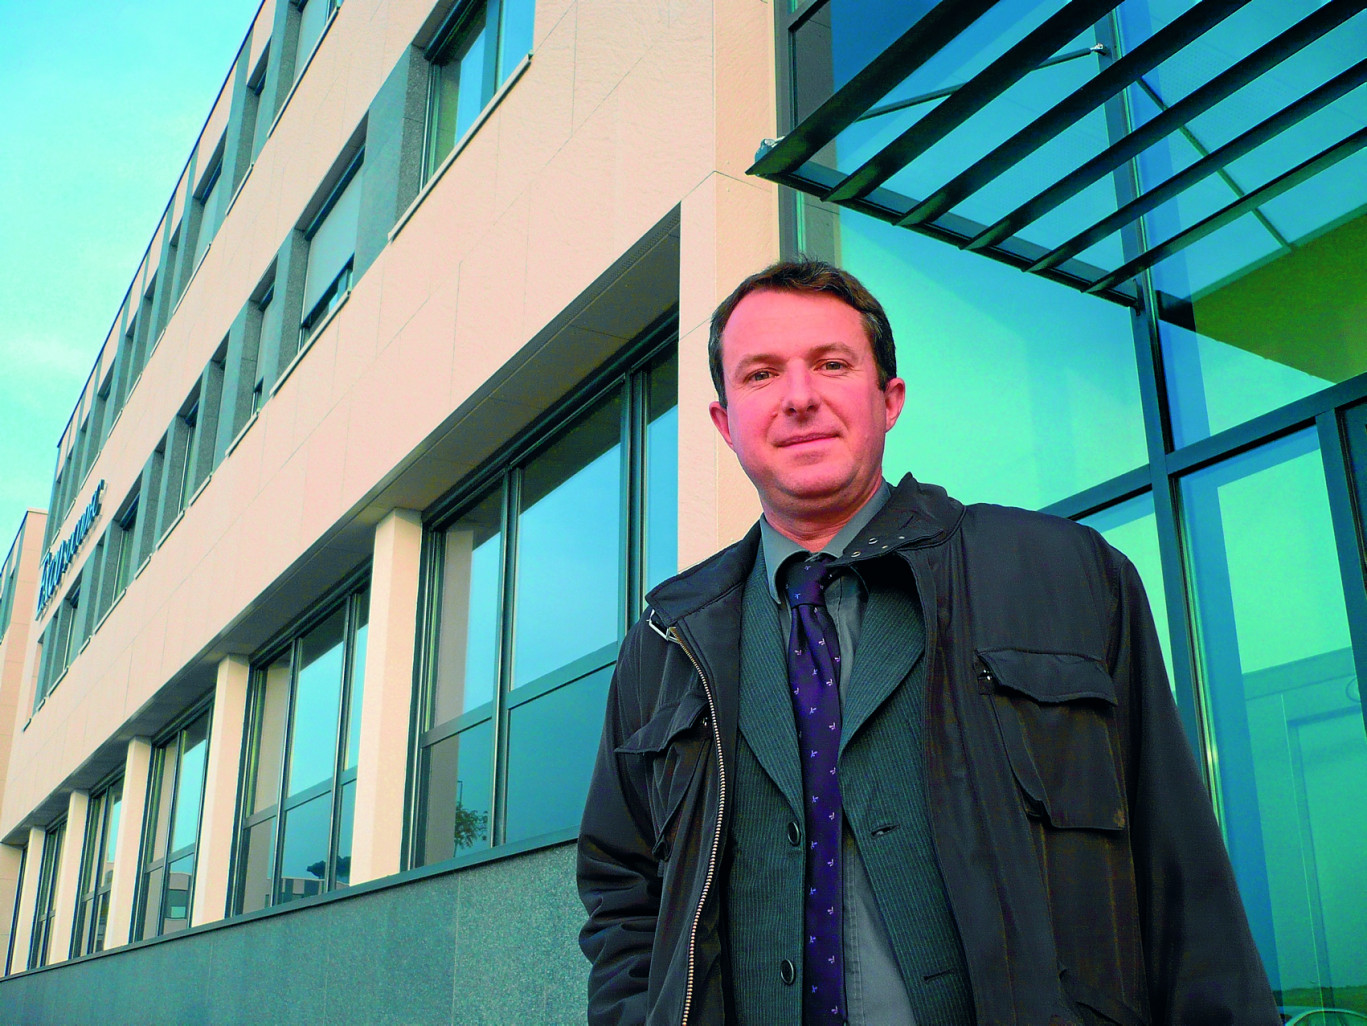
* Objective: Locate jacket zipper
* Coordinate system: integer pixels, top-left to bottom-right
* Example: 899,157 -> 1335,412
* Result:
665,623 -> 726,1026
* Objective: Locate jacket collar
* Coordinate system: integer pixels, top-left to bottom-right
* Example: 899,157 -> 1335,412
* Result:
646,472 -> 965,628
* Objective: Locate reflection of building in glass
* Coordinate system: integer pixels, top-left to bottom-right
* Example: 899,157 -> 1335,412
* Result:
0,0 -> 1362,1020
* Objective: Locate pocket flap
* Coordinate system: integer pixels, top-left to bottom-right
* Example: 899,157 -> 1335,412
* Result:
980,649 -> 1116,706
615,689 -> 709,756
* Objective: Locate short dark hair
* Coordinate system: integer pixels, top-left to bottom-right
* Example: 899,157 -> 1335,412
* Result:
708,260 -> 897,406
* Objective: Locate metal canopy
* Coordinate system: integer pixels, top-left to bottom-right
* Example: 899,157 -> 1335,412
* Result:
751,0 -> 1367,304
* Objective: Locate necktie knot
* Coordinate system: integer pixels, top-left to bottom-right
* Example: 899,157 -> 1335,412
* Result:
786,556 -> 835,608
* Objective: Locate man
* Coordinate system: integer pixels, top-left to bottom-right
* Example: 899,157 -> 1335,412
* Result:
578,261 -> 1277,1025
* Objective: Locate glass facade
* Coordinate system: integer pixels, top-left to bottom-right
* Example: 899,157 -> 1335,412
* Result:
413,338 -> 676,865
774,0 -> 1367,1013
136,712 -> 210,940
233,583 -> 369,913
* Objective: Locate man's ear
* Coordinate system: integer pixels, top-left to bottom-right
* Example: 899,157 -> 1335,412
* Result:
882,377 -> 907,432
709,400 -> 735,451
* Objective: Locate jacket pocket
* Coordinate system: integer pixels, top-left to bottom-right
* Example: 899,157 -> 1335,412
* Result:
615,689 -> 710,860
978,648 -> 1126,832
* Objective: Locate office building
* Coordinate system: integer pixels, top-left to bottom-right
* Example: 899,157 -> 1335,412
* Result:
0,0 -> 1363,1020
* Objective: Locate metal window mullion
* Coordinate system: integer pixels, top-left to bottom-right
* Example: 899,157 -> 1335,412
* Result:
484,0 -> 504,90
624,375 -> 642,628
154,731 -> 186,936
325,592 -> 358,891
490,470 -> 519,847
406,527 -> 446,868
270,640 -> 301,907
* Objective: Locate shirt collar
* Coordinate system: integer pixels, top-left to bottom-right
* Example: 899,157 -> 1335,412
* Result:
759,481 -> 892,603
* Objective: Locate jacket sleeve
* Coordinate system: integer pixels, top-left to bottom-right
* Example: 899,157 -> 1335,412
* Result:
578,621 -> 661,1026
1108,552 -> 1281,1025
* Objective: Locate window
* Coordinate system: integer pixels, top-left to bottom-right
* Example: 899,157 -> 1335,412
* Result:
190,157 -> 223,270
114,495 -> 140,597
250,285 -> 280,417
295,0 -> 341,80
233,582 -> 368,913
135,711 -> 210,940
71,779 -> 122,957
413,338 -> 675,865
0,520 -> 24,645
27,820 -> 65,969
177,400 -> 201,512
299,158 -> 362,343
424,0 -> 535,178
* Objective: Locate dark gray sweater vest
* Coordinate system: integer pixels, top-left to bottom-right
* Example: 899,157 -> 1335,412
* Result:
725,556 -> 973,1023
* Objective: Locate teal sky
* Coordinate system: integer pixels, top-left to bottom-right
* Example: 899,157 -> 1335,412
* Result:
0,0 -> 262,560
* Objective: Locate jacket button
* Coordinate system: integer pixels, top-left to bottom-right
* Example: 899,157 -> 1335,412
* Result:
779,959 -> 796,985
786,821 -> 801,846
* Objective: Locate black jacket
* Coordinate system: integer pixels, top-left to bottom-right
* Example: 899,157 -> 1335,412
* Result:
578,475 -> 1278,1025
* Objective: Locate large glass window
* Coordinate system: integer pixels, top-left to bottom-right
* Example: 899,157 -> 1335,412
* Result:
806,210 -> 1148,510
300,161 -> 362,342
5,843 -> 27,975
424,0 -> 537,178
1182,430 -> 1367,1011
135,712 -> 210,940
233,583 -> 368,914
413,340 -> 676,865
1080,492 -> 1173,684
27,820 -> 65,970
72,779 -> 122,957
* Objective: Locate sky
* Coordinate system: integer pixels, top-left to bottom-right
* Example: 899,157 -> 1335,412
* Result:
0,0 -> 263,558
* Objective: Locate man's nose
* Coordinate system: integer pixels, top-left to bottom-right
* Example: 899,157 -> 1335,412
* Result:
781,365 -> 819,413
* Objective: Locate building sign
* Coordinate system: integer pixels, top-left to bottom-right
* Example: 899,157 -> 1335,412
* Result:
37,480 -> 104,614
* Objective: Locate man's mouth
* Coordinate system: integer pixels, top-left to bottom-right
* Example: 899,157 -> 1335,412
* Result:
776,432 -> 836,447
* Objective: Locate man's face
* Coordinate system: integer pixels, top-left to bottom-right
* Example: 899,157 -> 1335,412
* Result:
709,289 -> 906,528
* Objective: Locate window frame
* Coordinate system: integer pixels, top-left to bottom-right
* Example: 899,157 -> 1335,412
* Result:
71,775 -> 122,958
409,319 -> 677,867
229,574 -> 370,915
298,150 -> 364,344
27,818 -> 65,970
132,705 -> 212,942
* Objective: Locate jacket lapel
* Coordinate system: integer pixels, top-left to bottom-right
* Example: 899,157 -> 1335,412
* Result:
737,556 -> 803,815
841,574 -> 925,754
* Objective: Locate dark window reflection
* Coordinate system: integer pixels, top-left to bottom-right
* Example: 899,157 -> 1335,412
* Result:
276,793 -> 331,905
287,609 -> 346,797
514,394 -> 623,688
504,666 -> 613,844
1182,430 -> 1367,1010
434,490 -> 503,722
645,350 -> 679,594
420,722 -> 493,865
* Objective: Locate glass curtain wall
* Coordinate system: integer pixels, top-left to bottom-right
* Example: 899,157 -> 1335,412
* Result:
71,779 -> 122,957
135,712 -> 210,940
233,583 -> 368,913
777,0 -> 1367,1012
412,339 -> 677,866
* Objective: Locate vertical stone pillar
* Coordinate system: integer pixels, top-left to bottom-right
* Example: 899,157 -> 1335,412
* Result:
45,790 -> 89,962
105,738 -> 152,948
7,827 -> 45,972
0,843 -> 22,972
350,509 -> 422,884
191,656 -> 250,926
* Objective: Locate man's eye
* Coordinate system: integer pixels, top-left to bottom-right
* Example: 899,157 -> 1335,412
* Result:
821,360 -> 847,371
747,369 -> 774,382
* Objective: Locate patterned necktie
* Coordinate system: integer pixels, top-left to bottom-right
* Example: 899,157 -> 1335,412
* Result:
786,556 -> 844,1025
